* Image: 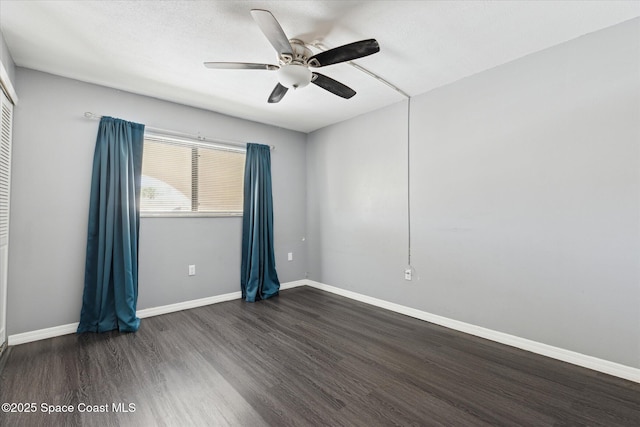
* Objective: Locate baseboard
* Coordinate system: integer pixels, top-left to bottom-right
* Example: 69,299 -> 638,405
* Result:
279,279 -> 307,290
137,290 -> 242,318
9,279 -> 636,383
302,279 -> 640,384
8,322 -> 79,346
8,280 -> 304,346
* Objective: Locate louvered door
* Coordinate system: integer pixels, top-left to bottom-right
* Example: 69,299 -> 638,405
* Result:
0,88 -> 13,349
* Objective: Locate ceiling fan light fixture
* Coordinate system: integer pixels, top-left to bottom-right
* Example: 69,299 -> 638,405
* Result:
277,64 -> 311,89
204,9 -> 380,103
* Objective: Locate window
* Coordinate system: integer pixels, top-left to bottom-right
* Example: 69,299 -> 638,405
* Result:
140,133 -> 245,216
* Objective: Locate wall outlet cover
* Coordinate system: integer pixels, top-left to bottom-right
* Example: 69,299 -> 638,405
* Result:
404,268 -> 412,281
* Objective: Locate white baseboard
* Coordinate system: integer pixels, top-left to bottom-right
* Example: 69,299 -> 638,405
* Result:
8,280 -> 304,346
8,279 -> 638,383
8,323 -> 79,346
302,279 -> 640,384
137,291 -> 242,318
279,279 -> 307,290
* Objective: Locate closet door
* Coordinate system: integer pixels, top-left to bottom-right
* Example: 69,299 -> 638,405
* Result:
0,88 -> 13,351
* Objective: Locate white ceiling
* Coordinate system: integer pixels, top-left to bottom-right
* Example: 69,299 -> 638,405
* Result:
1,1 -> 639,133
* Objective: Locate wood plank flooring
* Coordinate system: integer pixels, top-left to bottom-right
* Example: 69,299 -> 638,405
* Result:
1,286 -> 639,426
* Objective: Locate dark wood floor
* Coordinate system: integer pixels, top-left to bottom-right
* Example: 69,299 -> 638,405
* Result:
1,286 -> 639,426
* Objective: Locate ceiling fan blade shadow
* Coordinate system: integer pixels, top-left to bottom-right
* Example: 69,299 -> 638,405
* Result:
250,9 -> 293,57
309,39 -> 379,67
311,73 -> 356,99
204,62 -> 279,70
268,83 -> 289,103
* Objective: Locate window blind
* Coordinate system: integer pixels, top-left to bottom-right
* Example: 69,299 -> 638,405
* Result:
141,134 -> 245,216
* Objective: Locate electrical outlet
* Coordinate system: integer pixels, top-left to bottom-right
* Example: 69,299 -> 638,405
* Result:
188,265 -> 196,276
404,268 -> 412,281
287,252 -> 293,261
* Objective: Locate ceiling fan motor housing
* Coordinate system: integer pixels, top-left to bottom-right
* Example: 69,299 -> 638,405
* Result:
280,39 -> 313,65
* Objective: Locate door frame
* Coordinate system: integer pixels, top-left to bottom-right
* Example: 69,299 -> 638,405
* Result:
0,59 -> 18,352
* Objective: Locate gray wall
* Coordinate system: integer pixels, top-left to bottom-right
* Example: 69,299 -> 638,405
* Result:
307,102 -> 408,295
8,68 -> 307,335
307,18 -> 640,368
6,17 -> 639,371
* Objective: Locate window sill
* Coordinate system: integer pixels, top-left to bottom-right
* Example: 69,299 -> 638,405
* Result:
141,212 -> 242,218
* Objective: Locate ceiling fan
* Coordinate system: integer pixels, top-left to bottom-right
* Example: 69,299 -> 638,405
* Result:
204,9 -> 380,103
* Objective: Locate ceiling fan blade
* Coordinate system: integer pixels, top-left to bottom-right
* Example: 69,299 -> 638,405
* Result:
250,9 -> 293,57
309,39 -> 380,67
204,62 -> 279,70
268,83 -> 289,103
311,73 -> 356,99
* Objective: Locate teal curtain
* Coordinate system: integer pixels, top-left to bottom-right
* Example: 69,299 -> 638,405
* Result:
78,117 -> 145,333
241,143 -> 280,302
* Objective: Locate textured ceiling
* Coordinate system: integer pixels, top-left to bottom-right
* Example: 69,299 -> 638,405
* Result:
1,1 -> 639,133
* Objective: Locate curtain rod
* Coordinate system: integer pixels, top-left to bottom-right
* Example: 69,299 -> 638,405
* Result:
83,112 -> 275,151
